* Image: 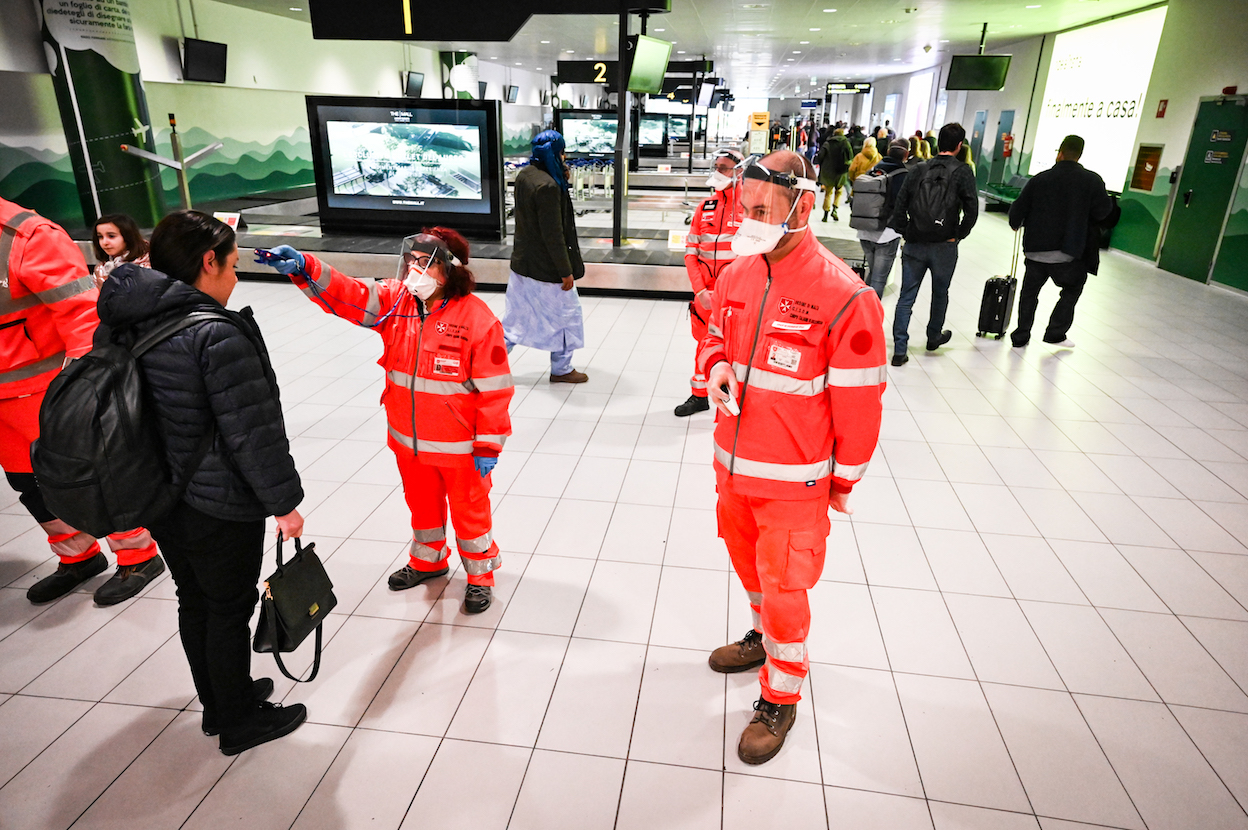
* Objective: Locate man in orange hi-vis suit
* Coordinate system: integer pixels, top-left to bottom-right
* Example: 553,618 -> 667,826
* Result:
0,197 -> 162,605
697,153 -> 886,765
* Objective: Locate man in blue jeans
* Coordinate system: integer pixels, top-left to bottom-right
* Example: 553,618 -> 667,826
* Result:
885,123 -> 979,366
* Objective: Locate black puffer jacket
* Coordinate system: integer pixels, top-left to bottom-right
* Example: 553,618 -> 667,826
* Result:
97,264 -> 302,522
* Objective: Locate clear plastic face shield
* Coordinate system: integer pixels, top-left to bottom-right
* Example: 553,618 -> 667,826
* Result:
730,157 -> 820,257
705,149 -> 744,191
398,233 -> 460,300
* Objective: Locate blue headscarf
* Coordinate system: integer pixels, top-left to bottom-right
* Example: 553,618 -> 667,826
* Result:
530,129 -> 569,191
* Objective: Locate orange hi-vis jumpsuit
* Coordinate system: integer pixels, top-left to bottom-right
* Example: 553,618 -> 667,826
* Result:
0,198 -> 156,567
291,255 -> 514,585
697,228 -> 886,705
684,184 -> 741,398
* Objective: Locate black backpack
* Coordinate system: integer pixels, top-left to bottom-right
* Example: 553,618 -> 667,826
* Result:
31,311 -> 231,537
909,159 -> 961,237
849,166 -> 907,231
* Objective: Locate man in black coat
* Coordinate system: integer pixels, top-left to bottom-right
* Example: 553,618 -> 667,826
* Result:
1008,134 -> 1113,348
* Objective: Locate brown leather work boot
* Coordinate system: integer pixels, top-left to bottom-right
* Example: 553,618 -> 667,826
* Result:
738,697 -> 797,765
709,629 -> 765,673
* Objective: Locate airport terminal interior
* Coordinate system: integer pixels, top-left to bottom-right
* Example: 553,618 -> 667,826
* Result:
2,0 -> 1248,827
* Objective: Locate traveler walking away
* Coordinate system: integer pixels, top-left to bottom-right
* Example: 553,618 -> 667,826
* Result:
847,136 -> 882,186
99,210 -> 307,755
814,127 -> 853,222
0,197 -> 163,607
260,227 -> 512,615
886,122 -> 979,366
956,142 -> 975,173
847,125 -> 866,155
700,151 -> 887,765
852,140 -> 911,298
504,130 -> 588,383
676,148 -> 744,417
92,213 -> 149,288
1008,134 -> 1113,348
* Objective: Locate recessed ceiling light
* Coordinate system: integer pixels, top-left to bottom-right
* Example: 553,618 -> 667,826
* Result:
793,50 -> 801,53
566,50 -> 575,53
540,40 -> 550,43
515,62 -> 522,65
288,6 -> 302,10
824,7 -> 837,11
1026,3 -> 1041,6
799,41 -> 810,44
787,58 -> 795,61
939,39 -> 949,43
655,28 -> 665,32
809,28 -> 820,31
677,50 -> 686,54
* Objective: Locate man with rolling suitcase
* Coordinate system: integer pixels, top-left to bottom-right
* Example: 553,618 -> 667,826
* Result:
1008,134 -> 1113,349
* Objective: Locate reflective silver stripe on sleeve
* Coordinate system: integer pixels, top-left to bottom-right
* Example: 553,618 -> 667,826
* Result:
0,352 -> 65,385
707,323 -> 723,338
764,659 -> 805,695
388,423 -> 414,449
361,280 -> 382,327
825,364 -> 888,388
763,636 -> 807,664
732,361 -> 826,397
417,438 -> 474,454
713,442 -> 833,483
412,526 -> 446,543
311,261 -> 332,290
685,233 -> 703,244
832,459 -> 870,481
475,434 -> 508,447
387,369 -> 471,396
410,538 -> 448,563
456,531 -> 494,554
0,274 -> 94,315
470,373 -> 513,392
462,553 -> 502,576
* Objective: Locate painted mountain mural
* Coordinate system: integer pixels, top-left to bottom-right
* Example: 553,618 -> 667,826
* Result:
151,125 -> 314,205
0,145 -> 85,229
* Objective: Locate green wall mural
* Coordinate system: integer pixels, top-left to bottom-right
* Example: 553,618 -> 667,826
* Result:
1210,167 -> 1248,291
0,142 -> 84,228
1114,169 -> 1172,259
150,125 -> 313,205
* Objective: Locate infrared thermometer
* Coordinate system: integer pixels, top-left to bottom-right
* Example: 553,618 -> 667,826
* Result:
721,385 -> 740,417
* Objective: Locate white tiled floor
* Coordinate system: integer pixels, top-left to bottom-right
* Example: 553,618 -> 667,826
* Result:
3,210 -> 1248,829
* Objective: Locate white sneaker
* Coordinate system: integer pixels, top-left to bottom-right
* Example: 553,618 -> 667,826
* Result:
1048,338 -> 1076,349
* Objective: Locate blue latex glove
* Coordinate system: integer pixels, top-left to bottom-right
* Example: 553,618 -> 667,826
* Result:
255,244 -> 305,275
473,456 -> 497,478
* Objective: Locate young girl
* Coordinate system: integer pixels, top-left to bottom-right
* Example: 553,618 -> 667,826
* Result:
92,213 -> 149,287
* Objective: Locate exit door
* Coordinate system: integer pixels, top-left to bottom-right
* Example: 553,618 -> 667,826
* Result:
989,110 -> 1015,185
1159,97 -> 1248,283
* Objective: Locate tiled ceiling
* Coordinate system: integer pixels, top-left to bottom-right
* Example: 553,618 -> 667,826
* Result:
217,0 -> 1160,97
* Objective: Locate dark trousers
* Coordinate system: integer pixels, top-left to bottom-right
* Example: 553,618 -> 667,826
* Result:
1011,259 -> 1088,346
860,237 -> 902,299
893,240 -> 959,354
149,501 -> 264,731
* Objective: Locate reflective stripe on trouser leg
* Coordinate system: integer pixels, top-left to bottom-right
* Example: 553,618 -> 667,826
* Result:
748,590 -> 763,632
690,303 -> 709,397
391,448 -> 452,572
39,519 -> 100,564
409,535 -> 450,571
440,462 -> 499,586
106,528 -> 158,567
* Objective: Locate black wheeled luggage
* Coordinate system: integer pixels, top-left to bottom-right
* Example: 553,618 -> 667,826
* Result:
975,229 -> 1021,340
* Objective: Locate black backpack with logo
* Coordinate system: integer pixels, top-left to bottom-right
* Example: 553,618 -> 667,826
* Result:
908,159 -> 961,237
31,311 -> 230,537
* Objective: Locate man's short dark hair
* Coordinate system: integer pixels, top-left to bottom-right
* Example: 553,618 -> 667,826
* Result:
1059,134 -> 1085,159
938,122 -> 967,153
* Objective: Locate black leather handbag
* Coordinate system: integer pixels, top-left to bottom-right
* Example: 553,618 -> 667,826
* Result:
252,534 -> 336,683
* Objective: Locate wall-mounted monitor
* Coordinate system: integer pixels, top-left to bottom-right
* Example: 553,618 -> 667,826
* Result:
627,35 -> 672,94
555,109 -> 617,156
945,55 -> 1012,91
696,83 -> 715,108
709,88 -> 726,108
183,38 -> 227,84
306,95 -> 505,239
404,72 -> 424,97
668,114 -> 689,141
506,85 -> 519,103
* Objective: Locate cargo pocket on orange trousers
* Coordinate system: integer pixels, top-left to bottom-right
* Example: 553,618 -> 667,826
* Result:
780,529 -> 826,591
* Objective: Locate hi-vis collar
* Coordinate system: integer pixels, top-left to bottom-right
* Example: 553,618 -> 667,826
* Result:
742,160 -> 819,193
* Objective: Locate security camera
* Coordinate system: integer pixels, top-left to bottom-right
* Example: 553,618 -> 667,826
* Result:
923,44 -> 932,53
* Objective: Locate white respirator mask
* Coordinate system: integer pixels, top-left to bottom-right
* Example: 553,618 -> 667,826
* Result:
403,261 -> 439,300
398,233 -> 461,301
730,160 -> 818,257
705,170 -> 733,191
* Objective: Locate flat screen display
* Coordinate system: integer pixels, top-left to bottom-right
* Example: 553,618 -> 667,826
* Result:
556,110 -> 618,156
628,35 -> 672,94
1028,6 -> 1167,188
697,83 -> 715,108
404,72 -> 424,97
183,38 -> 227,84
669,115 -> 689,140
638,115 -> 667,146
946,55 -> 1012,91
307,96 -> 504,237
506,85 -> 519,103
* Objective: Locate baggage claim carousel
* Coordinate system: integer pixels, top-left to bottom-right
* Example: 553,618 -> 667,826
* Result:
74,169 -> 867,299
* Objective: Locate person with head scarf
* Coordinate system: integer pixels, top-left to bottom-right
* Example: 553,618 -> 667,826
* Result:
503,130 -> 588,383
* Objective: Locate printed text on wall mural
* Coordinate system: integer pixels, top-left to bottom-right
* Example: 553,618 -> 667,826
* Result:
1043,95 -> 1143,121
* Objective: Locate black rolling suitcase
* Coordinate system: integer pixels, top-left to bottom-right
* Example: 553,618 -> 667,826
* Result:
976,231 -> 1020,339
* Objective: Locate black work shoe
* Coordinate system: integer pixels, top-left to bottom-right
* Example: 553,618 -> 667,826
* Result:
27,552 -> 108,604
463,584 -> 492,614
674,394 -> 711,417
890,352 -> 909,367
202,678 -> 276,736
219,700 -> 306,756
831,207 -> 839,222
388,564 -> 449,591
822,210 -> 829,222
738,697 -> 798,765
709,629 -> 766,673
926,330 -> 952,351
93,555 -> 165,606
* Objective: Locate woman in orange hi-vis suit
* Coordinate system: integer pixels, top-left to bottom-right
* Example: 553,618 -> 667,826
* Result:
258,228 -> 513,614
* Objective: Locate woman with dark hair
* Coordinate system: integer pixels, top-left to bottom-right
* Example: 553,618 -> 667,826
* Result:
259,226 -> 513,615
91,213 -> 149,287
96,209 -> 307,755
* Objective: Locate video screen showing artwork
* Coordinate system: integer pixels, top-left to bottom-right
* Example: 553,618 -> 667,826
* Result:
558,111 -> 618,156
638,115 -> 667,146
326,121 -> 482,200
